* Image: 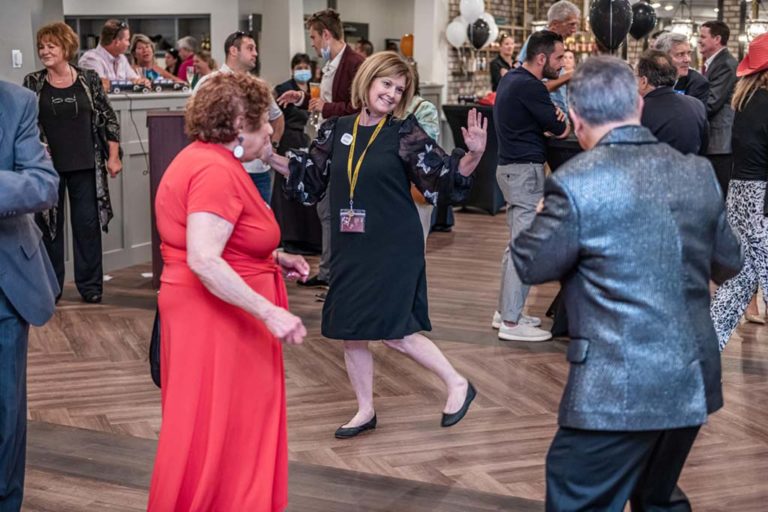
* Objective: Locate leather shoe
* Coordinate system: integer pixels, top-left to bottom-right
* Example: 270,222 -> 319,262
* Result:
298,275 -> 328,288
83,293 -> 102,304
334,415 -> 377,439
441,382 -> 476,428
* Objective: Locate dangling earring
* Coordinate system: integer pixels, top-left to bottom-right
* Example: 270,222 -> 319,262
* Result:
233,135 -> 245,159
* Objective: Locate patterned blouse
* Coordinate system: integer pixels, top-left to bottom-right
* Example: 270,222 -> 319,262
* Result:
23,66 -> 120,237
283,114 -> 473,207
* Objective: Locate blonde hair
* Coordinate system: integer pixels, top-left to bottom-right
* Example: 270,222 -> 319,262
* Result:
351,51 -> 415,118
732,70 -> 768,112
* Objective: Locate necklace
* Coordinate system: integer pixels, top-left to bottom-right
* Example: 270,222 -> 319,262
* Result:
47,65 -> 74,85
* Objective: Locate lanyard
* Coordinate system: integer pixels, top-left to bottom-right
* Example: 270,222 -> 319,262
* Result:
347,114 -> 387,208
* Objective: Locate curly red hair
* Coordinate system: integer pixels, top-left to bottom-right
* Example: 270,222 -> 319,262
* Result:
185,73 -> 272,143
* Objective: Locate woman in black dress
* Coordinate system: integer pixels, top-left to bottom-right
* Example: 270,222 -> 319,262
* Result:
271,53 -> 322,254
490,33 -> 516,92
24,22 -> 121,303
267,51 -> 488,438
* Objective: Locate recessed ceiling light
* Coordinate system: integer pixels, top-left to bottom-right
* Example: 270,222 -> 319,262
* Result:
713,7 -> 719,12
651,2 -> 661,7
664,4 -> 674,11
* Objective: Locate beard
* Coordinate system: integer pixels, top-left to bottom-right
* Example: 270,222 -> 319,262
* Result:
543,62 -> 561,80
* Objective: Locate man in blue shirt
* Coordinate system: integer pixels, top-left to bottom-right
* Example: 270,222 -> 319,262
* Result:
517,0 -> 581,112
492,30 -> 570,342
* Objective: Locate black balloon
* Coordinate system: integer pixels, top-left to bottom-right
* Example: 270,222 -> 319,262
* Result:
589,0 -> 633,51
467,18 -> 490,50
630,2 -> 657,39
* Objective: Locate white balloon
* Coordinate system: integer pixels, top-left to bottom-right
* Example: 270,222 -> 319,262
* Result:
446,17 -> 468,49
459,0 -> 484,23
479,12 -> 499,48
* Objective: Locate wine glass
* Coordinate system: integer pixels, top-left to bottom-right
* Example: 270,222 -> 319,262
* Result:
309,82 -> 321,128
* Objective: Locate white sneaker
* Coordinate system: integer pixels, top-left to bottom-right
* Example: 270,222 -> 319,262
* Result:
498,322 -> 552,342
492,311 -> 541,329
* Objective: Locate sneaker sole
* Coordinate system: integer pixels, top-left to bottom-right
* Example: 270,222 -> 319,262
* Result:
498,332 -> 552,342
493,319 -> 542,329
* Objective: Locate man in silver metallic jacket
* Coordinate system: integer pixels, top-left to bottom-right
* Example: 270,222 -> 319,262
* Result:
512,56 -> 743,511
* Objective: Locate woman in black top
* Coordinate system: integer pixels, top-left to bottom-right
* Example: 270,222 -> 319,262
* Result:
490,33 -> 516,92
24,22 -> 121,304
267,52 -> 487,438
271,53 -> 322,254
710,33 -> 768,350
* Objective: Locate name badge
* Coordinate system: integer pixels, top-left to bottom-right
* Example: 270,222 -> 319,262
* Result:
340,208 -> 366,233
340,133 -> 354,145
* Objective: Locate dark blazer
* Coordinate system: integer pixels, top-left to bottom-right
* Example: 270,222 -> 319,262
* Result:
512,125 -> 742,432
23,67 -> 120,238
641,86 -> 708,154
674,69 -> 709,105
704,49 -> 738,155
301,45 -> 364,119
0,81 -> 60,326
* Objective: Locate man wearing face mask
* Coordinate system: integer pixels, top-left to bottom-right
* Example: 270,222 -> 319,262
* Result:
492,30 -> 570,343
195,31 -> 285,203
277,8 -> 365,289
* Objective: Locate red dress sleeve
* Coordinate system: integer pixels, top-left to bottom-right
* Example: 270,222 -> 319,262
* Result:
187,163 -> 244,224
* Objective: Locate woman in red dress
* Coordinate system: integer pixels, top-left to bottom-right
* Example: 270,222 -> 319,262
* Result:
148,73 -> 309,511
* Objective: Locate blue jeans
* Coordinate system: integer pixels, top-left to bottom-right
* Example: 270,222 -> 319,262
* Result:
249,171 -> 272,204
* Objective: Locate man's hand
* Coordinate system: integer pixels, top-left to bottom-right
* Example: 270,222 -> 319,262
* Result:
309,98 -> 326,113
133,77 -> 152,88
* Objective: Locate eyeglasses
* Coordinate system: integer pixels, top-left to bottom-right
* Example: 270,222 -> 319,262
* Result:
51,94 -> 78,119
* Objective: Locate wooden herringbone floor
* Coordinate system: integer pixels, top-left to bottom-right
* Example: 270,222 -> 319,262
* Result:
26,210 -> 768,511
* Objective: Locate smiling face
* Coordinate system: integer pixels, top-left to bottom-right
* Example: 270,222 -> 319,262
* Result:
38,37 -> 67,69
194,55 -> 212,75
669,41 -> 692,77
500,36 -> 516,58
366,75 -> 406,116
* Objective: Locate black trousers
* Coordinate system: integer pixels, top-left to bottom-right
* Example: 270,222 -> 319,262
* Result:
546,425 -> 700,512
707,154 -> 733,199
44,169 -> 103,299
0,291 -> 28,512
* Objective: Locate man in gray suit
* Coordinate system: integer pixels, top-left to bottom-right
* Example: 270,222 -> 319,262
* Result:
512,57 -> 742,511
699,20 -> 738,197
0,80 -> 60,511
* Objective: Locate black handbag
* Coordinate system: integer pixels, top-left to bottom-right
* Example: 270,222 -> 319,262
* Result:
149,308 -> 161,388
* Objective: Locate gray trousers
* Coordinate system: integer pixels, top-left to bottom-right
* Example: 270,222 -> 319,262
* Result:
317,193 -> 331,281
497,163 -> 545,322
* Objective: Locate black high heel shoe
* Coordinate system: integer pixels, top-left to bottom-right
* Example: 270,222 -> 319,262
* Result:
441,382 -> 477,428
334,415 -> 377,439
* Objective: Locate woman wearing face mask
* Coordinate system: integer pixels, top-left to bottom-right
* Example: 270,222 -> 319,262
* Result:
267,52 -> 488,438
271,53 -> 323,254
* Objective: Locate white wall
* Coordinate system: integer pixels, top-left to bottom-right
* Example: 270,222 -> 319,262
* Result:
0,0 -> 64,83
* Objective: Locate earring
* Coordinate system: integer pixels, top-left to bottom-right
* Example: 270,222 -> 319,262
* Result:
233,135 -> 245,159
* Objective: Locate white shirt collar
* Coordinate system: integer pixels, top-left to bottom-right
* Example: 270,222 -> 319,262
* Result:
705,47 -> 726,69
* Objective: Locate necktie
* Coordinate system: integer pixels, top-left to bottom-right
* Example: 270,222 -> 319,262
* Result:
702,63 -> 707,75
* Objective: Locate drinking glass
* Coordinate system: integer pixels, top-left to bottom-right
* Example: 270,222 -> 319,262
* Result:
309,82 -> 321,128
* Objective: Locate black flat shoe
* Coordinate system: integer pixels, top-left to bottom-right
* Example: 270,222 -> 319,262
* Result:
334,415 -> 377,439
83,293 -> 102,304
298,275 -> 329,288
441,382 -> 477,428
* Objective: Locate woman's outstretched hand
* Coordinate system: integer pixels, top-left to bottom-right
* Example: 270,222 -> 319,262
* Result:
461,108 -> 488,155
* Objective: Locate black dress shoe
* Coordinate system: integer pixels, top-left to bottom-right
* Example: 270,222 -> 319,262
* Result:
82,293 -> 102,304
298,275 -> 329,288
441,382 -> 477,428
334,415 -> 377,439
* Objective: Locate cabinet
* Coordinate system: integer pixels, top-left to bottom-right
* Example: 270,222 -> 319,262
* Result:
64,15 -> 211,57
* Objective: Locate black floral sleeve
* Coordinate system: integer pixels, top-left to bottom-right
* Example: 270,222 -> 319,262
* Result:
85,69 -> 120,142
398,114 -> 473,206
283,117 -> 336,205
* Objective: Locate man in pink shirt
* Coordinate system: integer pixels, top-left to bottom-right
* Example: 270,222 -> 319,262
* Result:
78,19 -> 150,87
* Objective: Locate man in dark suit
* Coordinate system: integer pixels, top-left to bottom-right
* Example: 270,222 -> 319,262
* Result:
699,20 -> 738,197
0,80 -> 60,511
277,8 -> 365,290
638,50 -> 708,154
512,56 -> 742,511
653,32 -> 710,105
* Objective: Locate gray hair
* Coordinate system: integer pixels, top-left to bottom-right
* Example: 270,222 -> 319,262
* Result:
176,36 -> 198,52
548,0 -> 581,23
568,56 -> 639,125
653,32 -> 689,55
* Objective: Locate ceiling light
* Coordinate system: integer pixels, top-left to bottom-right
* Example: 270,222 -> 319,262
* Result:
651,3 -> 661,7
665,5 -> 675,11
713,7 -> 719,12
